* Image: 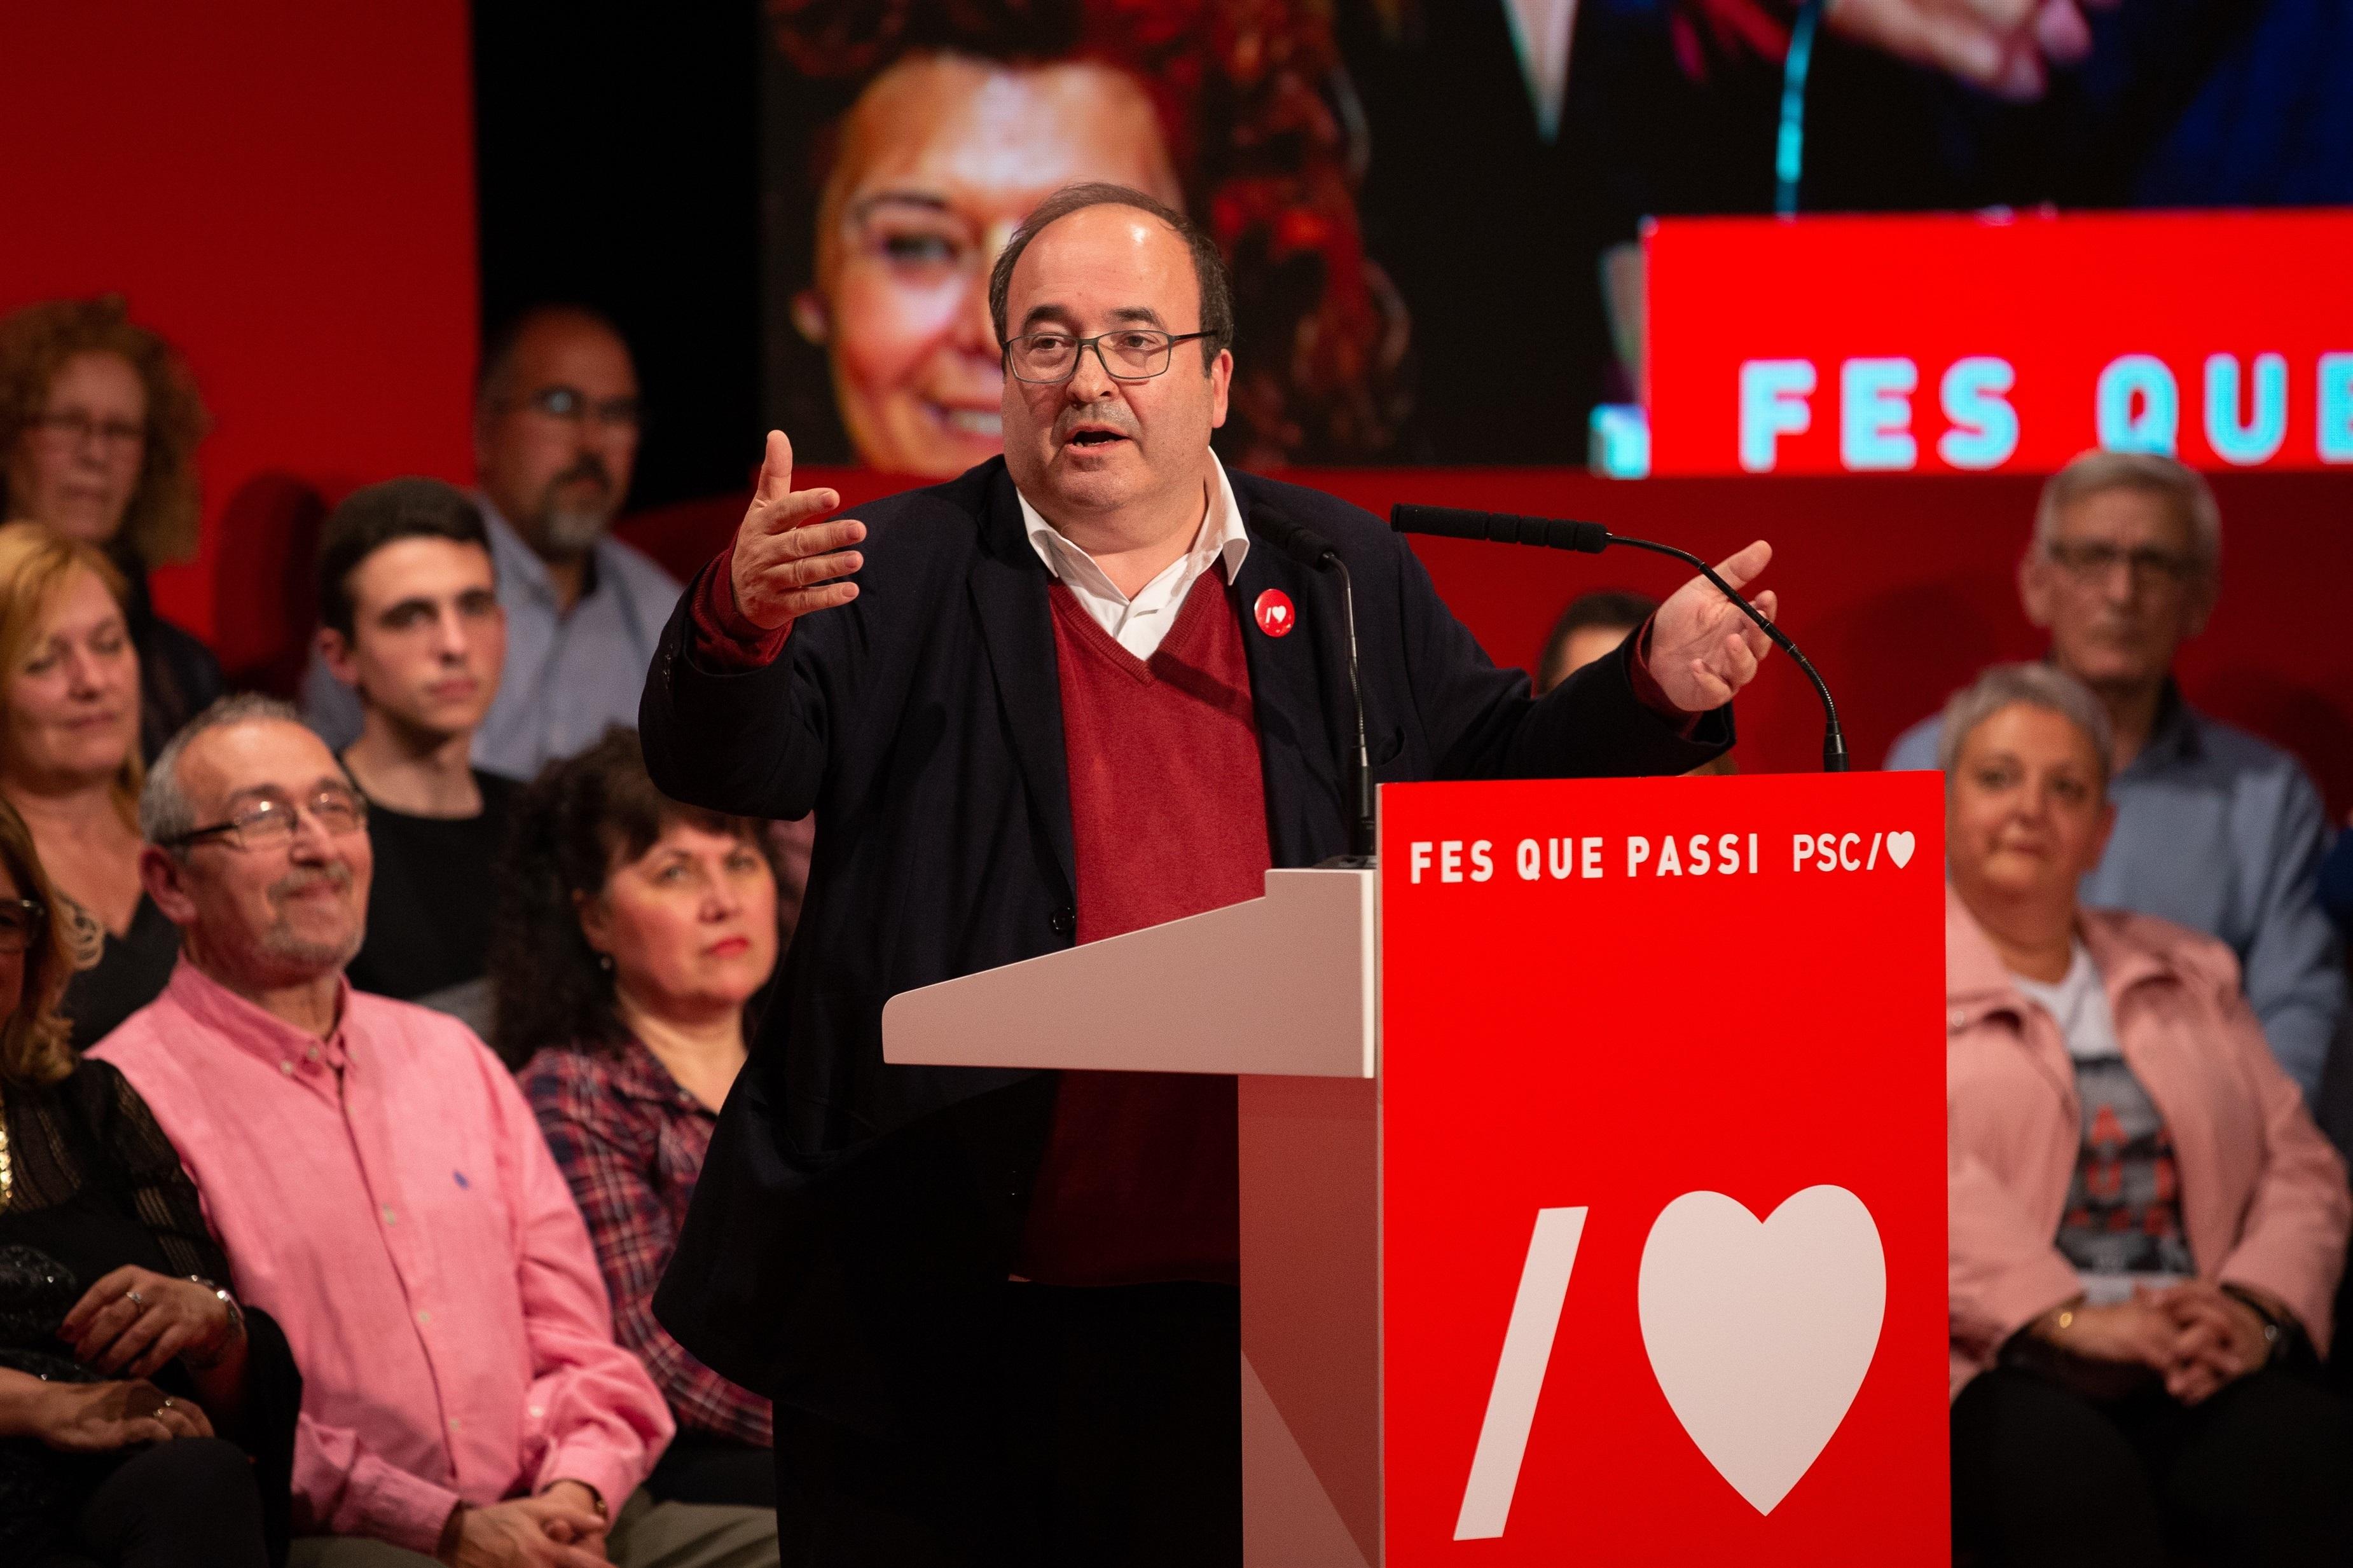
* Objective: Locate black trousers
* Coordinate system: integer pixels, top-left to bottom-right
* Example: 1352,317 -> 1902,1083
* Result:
648,1432 -> 778,1509
773,1280 -> 1241,1568
33,1436 -> 270,1568
1951,1365 -> 2353,1567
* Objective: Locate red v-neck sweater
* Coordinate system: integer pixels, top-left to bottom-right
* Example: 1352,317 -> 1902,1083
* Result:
1017,569 -> 1273,1286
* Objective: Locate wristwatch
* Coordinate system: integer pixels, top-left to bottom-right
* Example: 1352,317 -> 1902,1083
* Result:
182,1276 -> 247,1369
2220,1284 -> 2289,1366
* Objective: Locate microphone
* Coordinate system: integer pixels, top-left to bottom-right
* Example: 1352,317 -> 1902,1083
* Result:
1252,507 -> 1377,859
1390,504 -> 1849,773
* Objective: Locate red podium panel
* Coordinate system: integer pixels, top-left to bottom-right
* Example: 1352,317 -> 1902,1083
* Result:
1379,771 -> 1947,1565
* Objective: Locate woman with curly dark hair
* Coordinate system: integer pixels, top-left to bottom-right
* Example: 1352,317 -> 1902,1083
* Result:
0,298 -> 223,761
493,727 -> 783,1511
767,0 -> 1409,475
0,795 -> 302,1567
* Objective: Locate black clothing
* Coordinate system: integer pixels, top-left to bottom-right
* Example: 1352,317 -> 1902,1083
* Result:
60,897 -> 180,1052
344,769 -> 518,1003
110,546 -> 223,766
648,1433 -> 778,1510
641,457 -> 1730,1422
0,1062 -> 301,1566
773,1282 -> 1239,1568
1950,1364 -> 2353,1565
37,1437 -> 270,1568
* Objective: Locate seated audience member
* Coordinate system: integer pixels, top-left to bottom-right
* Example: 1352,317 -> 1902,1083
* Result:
1941,663 -> 2353,1565
92,698 -> 778,1567
500,730 -> 778,1508
0,796 -> 300,1567
313,478 -> 514,1026
1541,589 -> 1733,774
0,524 -> 177,1047
303,306 -> 678,781
0,297 -> 221,759
1890,450 -> 2343,1099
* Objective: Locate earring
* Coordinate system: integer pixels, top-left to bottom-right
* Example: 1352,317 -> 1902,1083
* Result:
597,953 -> 614,973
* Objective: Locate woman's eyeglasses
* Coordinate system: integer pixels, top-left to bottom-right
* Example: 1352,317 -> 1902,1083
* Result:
0,898 -> 47,956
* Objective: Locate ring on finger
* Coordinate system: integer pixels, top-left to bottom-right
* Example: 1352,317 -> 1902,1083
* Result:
126,1289 -> 146,1308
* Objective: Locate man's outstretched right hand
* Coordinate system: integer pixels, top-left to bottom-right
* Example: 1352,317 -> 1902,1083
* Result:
728,430 -> 866,631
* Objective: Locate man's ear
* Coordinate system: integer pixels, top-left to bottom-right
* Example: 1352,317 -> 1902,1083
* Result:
2018,549 -> 2056,631
317,625 -> 359,689
140,844 -> 198,928
1207,347 -> 1232,430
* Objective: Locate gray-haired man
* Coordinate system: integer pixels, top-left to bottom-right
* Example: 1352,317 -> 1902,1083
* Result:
1887,450 -> 2343,1099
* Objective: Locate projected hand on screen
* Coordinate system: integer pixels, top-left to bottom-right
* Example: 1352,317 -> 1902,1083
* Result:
728,431 -> 867,631
1649,541 -> 1779,712
1828,0 -> 2113,100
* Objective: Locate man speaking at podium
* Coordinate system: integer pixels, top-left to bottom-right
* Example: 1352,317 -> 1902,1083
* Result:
642,182 -> 1774,1566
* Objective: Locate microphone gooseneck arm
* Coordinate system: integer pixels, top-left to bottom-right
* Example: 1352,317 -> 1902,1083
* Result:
1390,504 -> 1849,773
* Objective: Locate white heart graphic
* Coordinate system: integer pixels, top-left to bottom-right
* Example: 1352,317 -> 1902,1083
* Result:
1268,605 -> 1288,625
1884,830 -> 1915,869
1637,1186 -> 1885,1515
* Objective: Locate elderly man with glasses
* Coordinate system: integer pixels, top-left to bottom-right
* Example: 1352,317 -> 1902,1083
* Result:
302,305 -> 679,782
1887,451 -> 2344,1103
92,696 -> 778,1568
640,181 -> 1784,1565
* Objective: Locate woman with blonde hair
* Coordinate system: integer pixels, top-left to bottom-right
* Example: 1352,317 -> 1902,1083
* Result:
0,523 -> 177,1047
0,297 -> 221,759
0,797 -> 301,1565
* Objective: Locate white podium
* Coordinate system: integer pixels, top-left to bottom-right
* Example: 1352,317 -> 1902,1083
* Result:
883,865 -> 1387,1566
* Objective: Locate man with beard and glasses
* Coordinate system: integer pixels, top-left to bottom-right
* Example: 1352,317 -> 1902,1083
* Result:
303,306 -> 680,781
93,696 -> 780,1568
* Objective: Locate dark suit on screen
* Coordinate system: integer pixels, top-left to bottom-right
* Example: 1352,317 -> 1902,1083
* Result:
642,456 -> 1729,1435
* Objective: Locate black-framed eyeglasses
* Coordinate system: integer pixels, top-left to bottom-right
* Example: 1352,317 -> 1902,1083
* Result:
163,788 -> 369,853
520,385 -> 644,430
0,898 -> 45,956
1002,329 -> 1212,385
2044,540 -> 2204,586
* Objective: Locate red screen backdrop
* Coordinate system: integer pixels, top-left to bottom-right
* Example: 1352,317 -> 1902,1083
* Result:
0,2 -> 478,687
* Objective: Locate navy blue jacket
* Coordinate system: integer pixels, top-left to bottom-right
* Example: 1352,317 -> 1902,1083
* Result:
642,457 -> 1730,1427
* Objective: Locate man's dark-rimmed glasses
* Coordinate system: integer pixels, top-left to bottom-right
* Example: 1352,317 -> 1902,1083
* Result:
1002,329 -> 1212,385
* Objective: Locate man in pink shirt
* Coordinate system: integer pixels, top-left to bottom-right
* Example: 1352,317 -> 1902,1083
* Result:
93,696 -> 776,1568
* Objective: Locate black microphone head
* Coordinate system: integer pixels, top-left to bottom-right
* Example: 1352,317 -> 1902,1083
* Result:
1391,504 -> 1608,554
1251,504 -> 1341,570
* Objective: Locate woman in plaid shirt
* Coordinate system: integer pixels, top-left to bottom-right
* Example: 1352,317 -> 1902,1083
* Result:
495,728 -> 783,1510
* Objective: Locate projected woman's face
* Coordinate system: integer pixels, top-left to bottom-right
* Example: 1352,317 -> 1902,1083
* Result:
797,53 -> 1183,478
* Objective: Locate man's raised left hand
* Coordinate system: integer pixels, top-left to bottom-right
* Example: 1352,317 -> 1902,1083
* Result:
1649,540 -> 1778,713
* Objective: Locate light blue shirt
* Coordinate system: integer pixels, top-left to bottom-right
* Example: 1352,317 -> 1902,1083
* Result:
1889,686 -> 2344,1099
301,502 -> 682,782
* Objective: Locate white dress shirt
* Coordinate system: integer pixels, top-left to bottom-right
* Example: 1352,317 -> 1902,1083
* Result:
1016,454 -> 1250,660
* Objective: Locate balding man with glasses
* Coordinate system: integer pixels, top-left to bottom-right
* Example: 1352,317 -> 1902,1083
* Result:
1888,451 -> 2344,1103
93,696 -> 777,1568
640,181 -> 1784,1565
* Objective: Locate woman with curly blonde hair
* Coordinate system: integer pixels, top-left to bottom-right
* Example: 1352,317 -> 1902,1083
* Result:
0,298 -> 223,760
0,796 -> 303,1566
0,525 -> 178,1049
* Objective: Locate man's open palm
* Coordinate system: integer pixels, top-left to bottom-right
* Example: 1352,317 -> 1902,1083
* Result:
729,430 -> 867,631
1649,540 -> 1778,713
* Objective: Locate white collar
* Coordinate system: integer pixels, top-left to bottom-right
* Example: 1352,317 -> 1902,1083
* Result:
1015,452 -> 1248,604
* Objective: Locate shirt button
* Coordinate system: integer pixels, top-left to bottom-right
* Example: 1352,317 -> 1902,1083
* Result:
417,1309 -> 432,1326
382,1206 -> 397,1226
1949,1008 -> 1968,1029
1049,906 -> 1075,938
280,1061 -> 296,1076
447,1415 -> 461,1431
307,1047 -> 321,1062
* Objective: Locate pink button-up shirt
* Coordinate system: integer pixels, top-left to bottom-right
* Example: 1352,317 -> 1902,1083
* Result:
95,959 -> 673,1551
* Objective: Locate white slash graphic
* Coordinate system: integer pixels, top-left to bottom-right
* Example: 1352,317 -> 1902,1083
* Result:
1453,1206 -> 1588,1540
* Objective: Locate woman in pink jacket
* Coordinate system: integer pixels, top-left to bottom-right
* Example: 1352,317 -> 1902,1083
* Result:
1942,663 -> 2353,1567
